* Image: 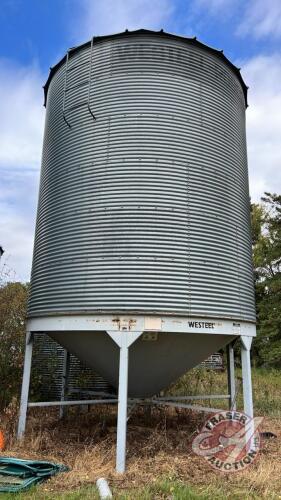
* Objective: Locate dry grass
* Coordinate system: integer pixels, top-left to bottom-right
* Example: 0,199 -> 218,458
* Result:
1,398 -> 281,499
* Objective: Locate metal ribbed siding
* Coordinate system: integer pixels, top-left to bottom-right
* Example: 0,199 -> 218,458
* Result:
28,31 -> 255,321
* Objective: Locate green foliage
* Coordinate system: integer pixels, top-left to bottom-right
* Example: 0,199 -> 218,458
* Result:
0,282 -> 28,409
251,193 -> 281,367
168,366 -> 281,417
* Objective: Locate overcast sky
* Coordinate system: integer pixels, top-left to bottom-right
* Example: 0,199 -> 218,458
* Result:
0,0 -> 281,282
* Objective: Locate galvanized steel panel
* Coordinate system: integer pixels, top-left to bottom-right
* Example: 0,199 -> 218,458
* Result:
28,31 -> 255,322
49,330 -> 236,397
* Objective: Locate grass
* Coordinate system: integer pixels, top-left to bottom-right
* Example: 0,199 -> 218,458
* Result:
167,367 -> 281,417
0,486 -> 99,499
0,368 -> 280,499
0,476 -> 278,500
115,477 -> 268,500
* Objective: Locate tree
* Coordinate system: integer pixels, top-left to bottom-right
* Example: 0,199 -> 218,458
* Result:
0,282 -> 28,408
252,193 -> 281,367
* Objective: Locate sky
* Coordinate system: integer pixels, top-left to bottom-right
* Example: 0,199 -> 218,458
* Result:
0,0 -> 281,282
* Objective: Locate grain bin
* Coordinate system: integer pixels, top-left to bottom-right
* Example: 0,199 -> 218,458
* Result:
19,30 -> 256,471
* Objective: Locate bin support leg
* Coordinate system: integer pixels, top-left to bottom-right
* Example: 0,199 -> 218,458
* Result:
116,339 -> 129,473
17,332 -> 33,439
60,349 -> 70,419
107,330 -> 142,473
241,336 -> 253,418
227,341 -> 236,410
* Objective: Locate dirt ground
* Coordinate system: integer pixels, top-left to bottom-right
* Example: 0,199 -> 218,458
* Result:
1,402 -> 280,499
